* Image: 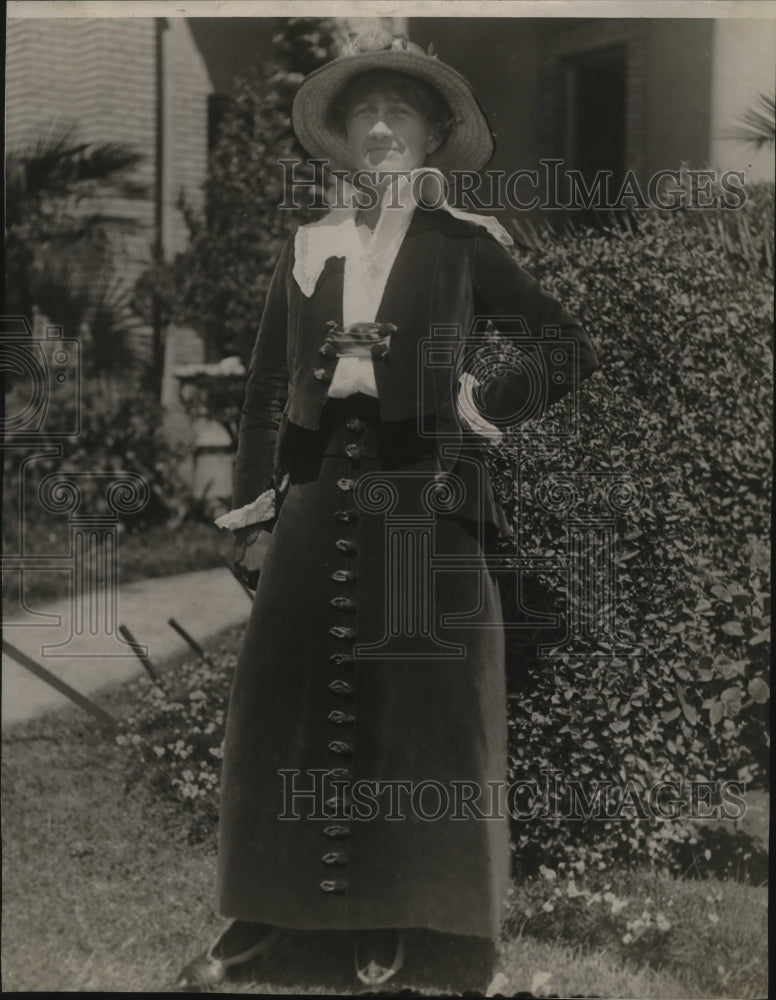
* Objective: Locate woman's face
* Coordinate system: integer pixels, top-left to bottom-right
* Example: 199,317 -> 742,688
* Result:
344,85 -> 440,175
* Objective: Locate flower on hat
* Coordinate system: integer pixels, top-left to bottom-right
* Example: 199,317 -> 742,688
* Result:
340,30 -> 393,56
340,31 -> 436,59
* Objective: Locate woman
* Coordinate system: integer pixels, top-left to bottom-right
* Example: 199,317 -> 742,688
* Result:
176,33 -> 598,991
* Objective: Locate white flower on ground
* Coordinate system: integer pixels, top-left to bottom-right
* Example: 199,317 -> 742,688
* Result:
604,891 -> 628,914
531,971 -> 553,995
485,973 -> 509,997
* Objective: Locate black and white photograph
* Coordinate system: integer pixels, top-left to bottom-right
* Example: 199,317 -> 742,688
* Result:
2,1 -> 772,995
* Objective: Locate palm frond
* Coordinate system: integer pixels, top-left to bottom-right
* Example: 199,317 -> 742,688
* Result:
8,121 -> 144,201
86,276 -> 149,377
6,120 -> 150,374
26,264 -> 92,338
727,91 -> 776,150
69,141 -> 144,184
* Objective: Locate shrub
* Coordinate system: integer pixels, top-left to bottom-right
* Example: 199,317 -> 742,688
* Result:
3,375 -> 193,537
488,185 -> 772,874
3,346 -> 227,608
173,358 -> 246,449
118,632 -> 240,843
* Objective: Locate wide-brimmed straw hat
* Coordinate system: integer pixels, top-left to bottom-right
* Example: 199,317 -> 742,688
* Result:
291,32 -> 495,174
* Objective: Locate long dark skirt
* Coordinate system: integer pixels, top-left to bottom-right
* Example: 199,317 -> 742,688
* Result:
217,394 -> 509,938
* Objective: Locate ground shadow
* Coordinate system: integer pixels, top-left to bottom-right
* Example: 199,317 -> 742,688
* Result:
672,823 -> 768,885
232,929 -> 497,995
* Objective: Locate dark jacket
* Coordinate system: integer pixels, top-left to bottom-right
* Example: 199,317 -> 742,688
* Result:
233,207 -> 599,537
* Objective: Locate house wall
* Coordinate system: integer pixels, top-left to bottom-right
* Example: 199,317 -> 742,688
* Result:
6,16 -> 157,365
537,18 -> 651,175
410,17 -> 741,220
6,13 -> 214,411
709,18 -> 776,182
642,19 -> 714,177
410,17 -> 546,185
80,19 -> 158,296
161,18 -> 213,259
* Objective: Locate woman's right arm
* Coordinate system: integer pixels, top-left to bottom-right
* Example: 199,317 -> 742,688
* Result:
232,238 -> 293,514
230,239 -> 293,583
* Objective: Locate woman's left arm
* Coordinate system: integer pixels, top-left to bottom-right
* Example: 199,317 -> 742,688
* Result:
471,231 -> 599,422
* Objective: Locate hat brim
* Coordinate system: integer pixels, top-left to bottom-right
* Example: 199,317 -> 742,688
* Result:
291,49 -> 495,175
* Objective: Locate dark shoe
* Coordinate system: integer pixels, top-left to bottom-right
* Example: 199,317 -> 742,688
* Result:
174,921 -> 284,991
355,929 -> 405,986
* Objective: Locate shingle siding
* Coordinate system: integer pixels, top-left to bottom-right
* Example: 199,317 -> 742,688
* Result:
6,15 -> 212,355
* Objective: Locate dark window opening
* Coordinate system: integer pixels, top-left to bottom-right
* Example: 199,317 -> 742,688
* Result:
564,46 -> 627,191
207,92 -> 232,152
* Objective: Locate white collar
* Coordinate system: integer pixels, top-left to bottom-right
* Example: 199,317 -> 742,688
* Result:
292,168 -> 513,298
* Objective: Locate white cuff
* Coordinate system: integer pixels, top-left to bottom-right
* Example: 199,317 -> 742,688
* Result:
214,487 -> 276,531
457,372 -> 503,444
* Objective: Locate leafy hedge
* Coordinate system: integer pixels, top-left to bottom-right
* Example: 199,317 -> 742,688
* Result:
488,185 -> 772,873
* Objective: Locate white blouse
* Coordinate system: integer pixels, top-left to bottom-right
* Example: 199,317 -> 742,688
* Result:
327,183 -> 418,397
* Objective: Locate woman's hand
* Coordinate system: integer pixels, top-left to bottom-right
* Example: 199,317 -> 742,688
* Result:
233,523 -> 271,590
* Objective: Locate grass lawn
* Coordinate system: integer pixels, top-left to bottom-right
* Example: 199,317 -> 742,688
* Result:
1,627 -> 768,996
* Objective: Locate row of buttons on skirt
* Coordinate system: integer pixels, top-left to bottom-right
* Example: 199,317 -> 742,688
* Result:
320,415 -> 366,895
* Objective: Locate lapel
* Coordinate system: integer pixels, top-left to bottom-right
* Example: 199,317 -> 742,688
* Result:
374,208 -> 440,324
371,210 -> 443,411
